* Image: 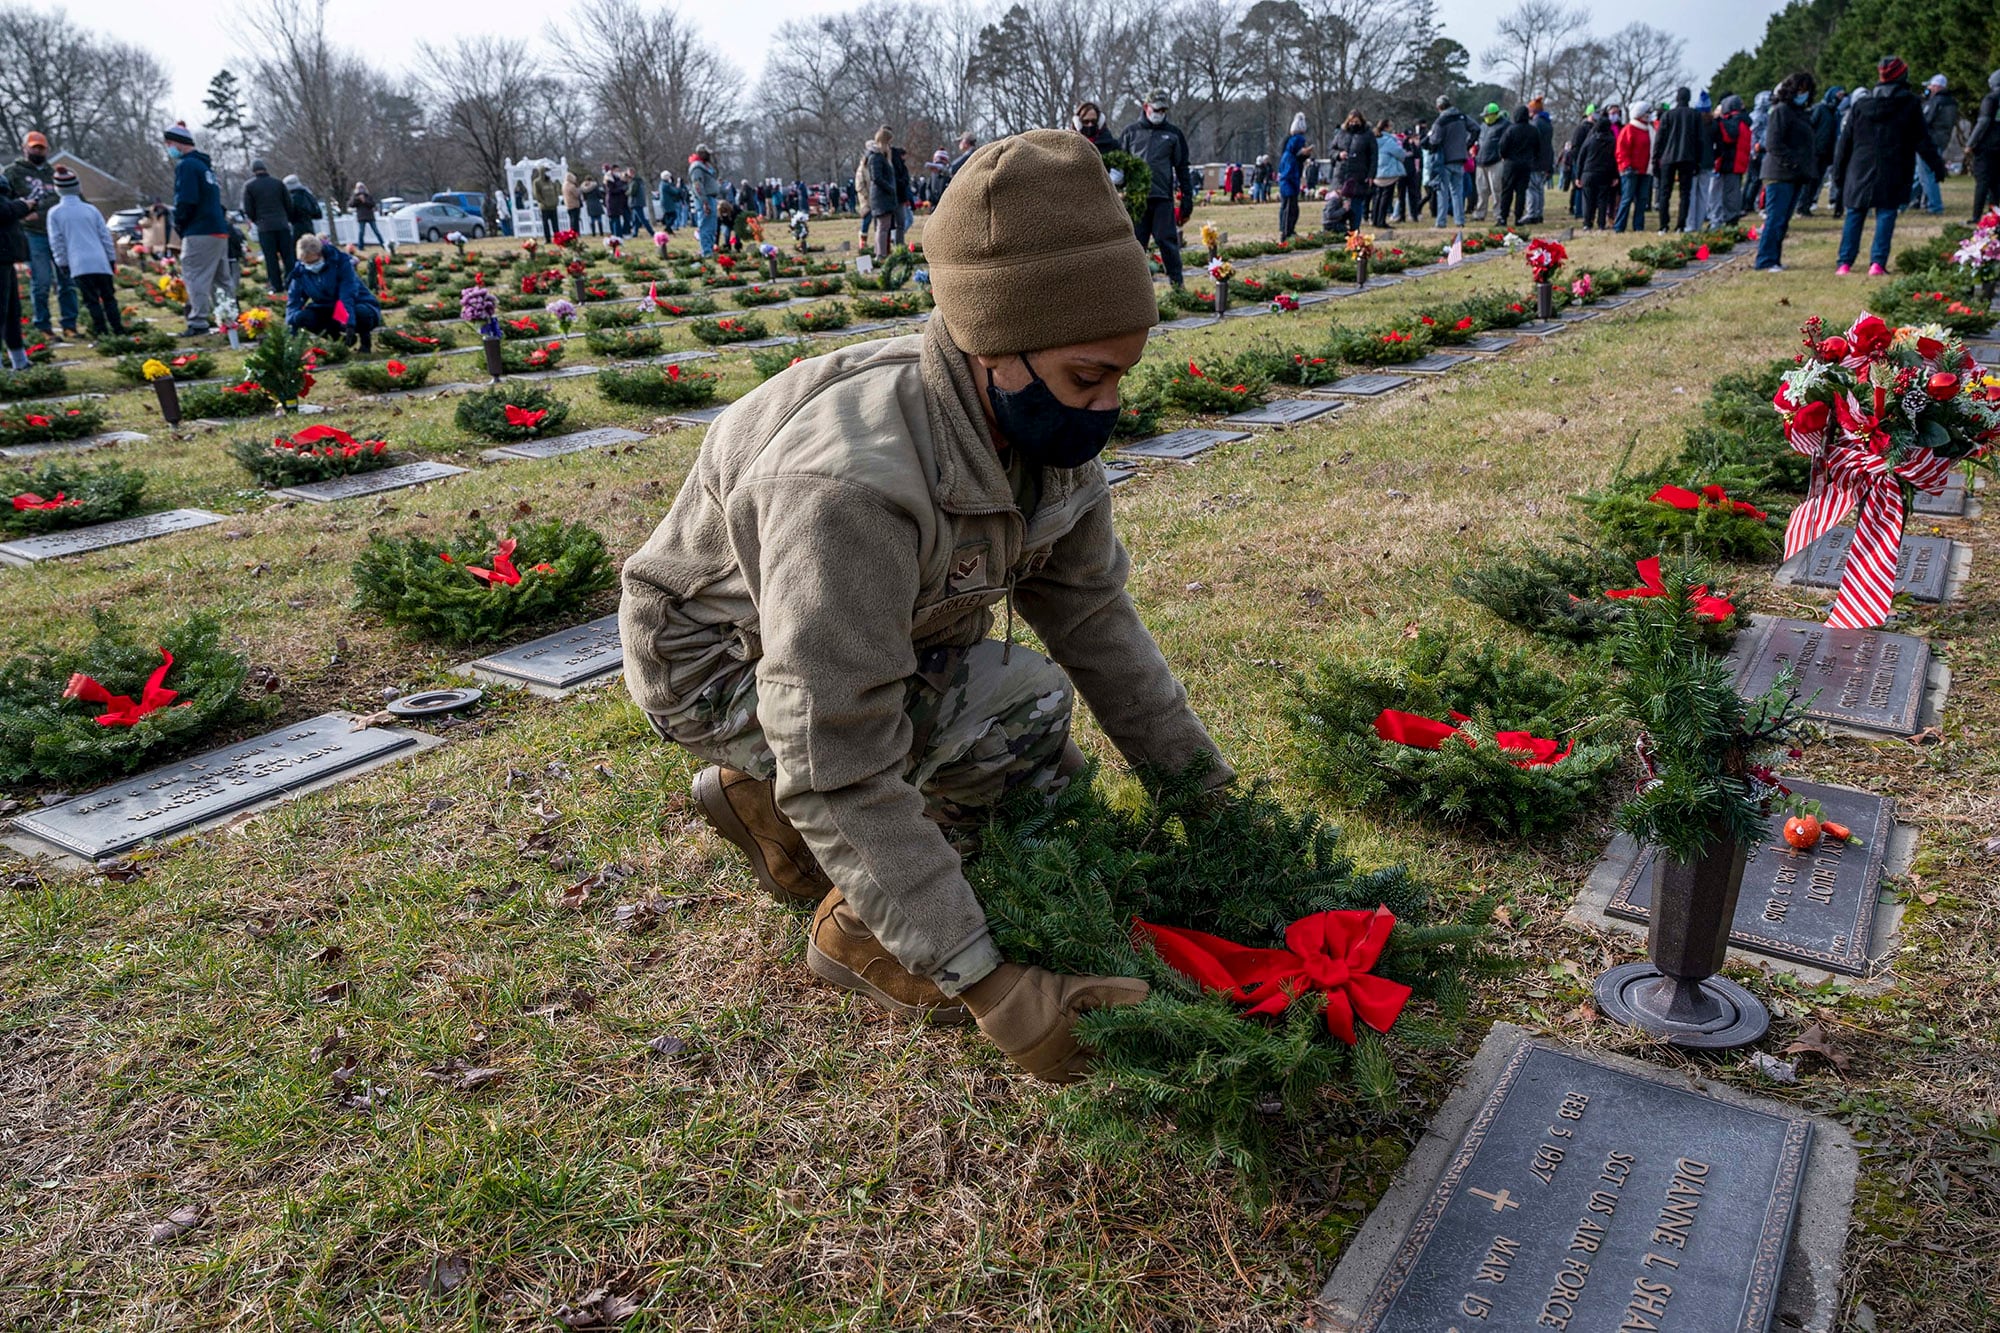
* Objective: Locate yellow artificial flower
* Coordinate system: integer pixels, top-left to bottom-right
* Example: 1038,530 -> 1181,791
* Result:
1200,222 -> 1219,252
140,358 -> 172,381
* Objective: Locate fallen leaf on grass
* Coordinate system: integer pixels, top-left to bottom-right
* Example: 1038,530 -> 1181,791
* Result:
1904,726 -> 1944,746
559,870 -> 601,910
96,858 -> 146,883
1783,1021 -> 1850,1071
349,710 -> 398,730
555,1289 -> 642,1329
646,1034 -> 689,1057
309,943 -> 345,968
428,1254 -> 473,1295
423,1058 -> 503,1092
313,1028 -> 347,1062
147,1204 -> 203,1244
614,896 -> 689,932
314,980 -> 351,1004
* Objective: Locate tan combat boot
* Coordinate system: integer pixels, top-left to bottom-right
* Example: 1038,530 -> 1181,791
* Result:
806,888 -> 971,1025
693,766 -> 833,907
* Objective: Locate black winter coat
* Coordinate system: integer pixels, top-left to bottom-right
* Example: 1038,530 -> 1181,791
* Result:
1655,102 -> 1704,166
0,177 -> 29,263
1533,115 -> 1556,173
1811,98 -> 1841,170
1427,107 -> 1472,164
1833,79 -> 1947,211
1330,127 -> 1376,188
1119,118 -> 1193,200
241,173 -> 291,231
1502,114 -> 1542,169
1577,119 -> 1618,185
1762,101 -> 1816,184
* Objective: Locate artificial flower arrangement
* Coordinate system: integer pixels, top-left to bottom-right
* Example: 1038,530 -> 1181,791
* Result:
116,350 -> 212,384
1952,210 -> 2000,290
1344,231 -> 1376,260
1773,313 -> 2000,627
1523,236 -> 1567,285
596,361 -> 722,409
452,384 -> 571,441
4,460 -> 146,534
228,423 -> 400,487
350,519 -> 615,645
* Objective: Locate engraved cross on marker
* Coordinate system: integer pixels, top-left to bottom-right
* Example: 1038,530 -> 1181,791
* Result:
1468,1187 -> 1519,1213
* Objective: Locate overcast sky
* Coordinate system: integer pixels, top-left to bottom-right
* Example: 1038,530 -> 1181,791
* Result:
61,0 -> 1788,127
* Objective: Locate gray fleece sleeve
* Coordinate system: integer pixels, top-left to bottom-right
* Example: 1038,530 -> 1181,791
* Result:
734,475 -> 1001,991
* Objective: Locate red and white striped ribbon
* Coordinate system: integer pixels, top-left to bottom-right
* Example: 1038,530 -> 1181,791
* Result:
1783,439 -> 1952,629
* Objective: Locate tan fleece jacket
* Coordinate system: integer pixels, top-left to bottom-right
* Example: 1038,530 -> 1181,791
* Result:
620,317 -> 1230,987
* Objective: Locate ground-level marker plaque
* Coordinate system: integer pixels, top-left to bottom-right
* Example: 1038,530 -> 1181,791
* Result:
273,460 -> 469,502
459,613 -> 623,696
1222,399 -> 1343,428
1103,464 -> 1136,487
1911,472 -> 1967,517
8,713 -> 432,861
1463,334 -> 1519,353
1779,527 -> 1956,603
1156,315 -> 1220,332
1728,615 -> 1934,737
1115,428 -> 1251,461
670,404 -> 731,426
1318,1025 -> 1856,1333
1602,780 -> 1894,976
1401,352 -> 1475,374
480,426 -> 649,462
0,508 -> 225,566
1312,373 -> 1410,397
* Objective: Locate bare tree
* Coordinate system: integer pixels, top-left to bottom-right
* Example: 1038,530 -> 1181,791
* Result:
418,37 -> 554,204
549,0 -> 739,175
239,0 -> 391,206
1483,0 -> 1589,106
1600,22 -> 1688,116
0,8 -> 170,197
968,0 -> 1140,135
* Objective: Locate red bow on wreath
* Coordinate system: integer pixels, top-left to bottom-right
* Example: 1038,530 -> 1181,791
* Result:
1605,556 -> 1736,622
1134,907 -> 1413,1044
465,537 -> 521,586
12,491 -> 77,510
503,404 -> 547,429
1373,708 -> 1572,767
1649,483 -> 1767,522
62,647 -> 182,726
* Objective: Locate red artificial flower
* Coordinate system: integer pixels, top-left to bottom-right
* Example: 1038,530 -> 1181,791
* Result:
62,648 -> 182,727
1133,907 -> 1413,1044
385,360 -> 407,377
25,414 -> 50,427
12,491 -> 77,510
503,404 -> 548,429
1373,707 -> 1573,768
466,537 -> 522,586
1454,317 -> 1474,331
1605,556 -> 1735,622
1420,315 -> 1436,326
1848,315 -> 1893,360
1187,361 -> 1205,378
666,364 -> 682,380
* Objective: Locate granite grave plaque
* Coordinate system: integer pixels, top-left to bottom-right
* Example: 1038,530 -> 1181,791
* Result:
1116,428 -> 1251,460
484,426 -> 650,461
1401,352 -> 1475,374
1157,316 -> 1220,331
273,460 -> 469,502
1911,473 -> 1967,517
1557,306 -> 1602,321
1314,373 -> 1411,397
1222,303 -> 1273,319
1731,617 -> 1929,735
1464,334 -> 1519,353
669,404 -> 731,426
10,713 -> 424,859
0,508 -> 224,565
1222,398 -> 1342,428
462,613 -> 623,691
1605,780 -> 1892,975
1353,1038 -> 1810,1333
828,322 -> 894,337
734,335 -> 798,350
0,429 -> 149,459
1103,464 -> 1136,487
1789,527 -> 1953,602
1513,321 -> 1570,336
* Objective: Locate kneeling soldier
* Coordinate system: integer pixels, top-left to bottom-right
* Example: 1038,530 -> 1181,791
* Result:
621,130 -> 1232,1081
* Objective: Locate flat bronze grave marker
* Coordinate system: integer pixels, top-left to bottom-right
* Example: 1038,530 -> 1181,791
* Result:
1116,428 -> 1251,460
1911,473 -> 1967,517
1786,527 -> 1953,602
0,508 -> 224,566
461,613 -> 623,693
1512,321 -> 1570,336
668,405 -> 731,426
1401,352 -> 1476,373
1313,373 -> 1411,397
1464,334 -> 1519,353
734,335 -> 797,350
1156,315 -> 1220,331
273,460 -> 469,502
1352,1038 -> 1810,1333
1605,780 -> 1893,976
481,426 -> 649,461
1557,306 -> 1602,321
1222,398 -> 1343,428
1730,616 -> 1930,736
10,713 -> 426,860
0,429 -> 149,459
1103,464 -> 1135,487
1221,303 -> 1273,318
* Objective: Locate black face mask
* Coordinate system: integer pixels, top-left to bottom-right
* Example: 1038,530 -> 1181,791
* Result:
985,354 -> 1120,470
26,152 -> 45,166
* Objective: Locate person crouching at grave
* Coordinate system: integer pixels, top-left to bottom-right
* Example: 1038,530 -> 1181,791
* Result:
621,129 -> 1232,1084
285,233 -> 380,352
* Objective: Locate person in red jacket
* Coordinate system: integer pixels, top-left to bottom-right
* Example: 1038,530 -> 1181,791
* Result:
1712,94 -> 1754,223
1614,108 -> 1653,231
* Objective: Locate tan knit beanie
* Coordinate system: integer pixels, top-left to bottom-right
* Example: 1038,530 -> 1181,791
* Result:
924,129 -> 1157,356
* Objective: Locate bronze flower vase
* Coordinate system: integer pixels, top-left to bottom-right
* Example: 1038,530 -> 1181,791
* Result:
1212,282 -> 1229,316
1355,254 -> 1369,287
482,336 -> 505,381
571,274 -> 587,303
153,376 -> 182,425
1593,820 -> 1770,1048
1535,280 -> 1555,320
765,254 -> 778,281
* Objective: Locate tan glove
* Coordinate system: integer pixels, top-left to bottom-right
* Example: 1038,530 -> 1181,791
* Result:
960,962 -> 1149,1084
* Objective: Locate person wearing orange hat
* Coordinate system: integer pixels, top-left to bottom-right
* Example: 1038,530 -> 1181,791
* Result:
5,132 -> 80,340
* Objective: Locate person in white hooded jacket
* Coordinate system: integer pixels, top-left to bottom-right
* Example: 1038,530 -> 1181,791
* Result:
43,165 -> 124,337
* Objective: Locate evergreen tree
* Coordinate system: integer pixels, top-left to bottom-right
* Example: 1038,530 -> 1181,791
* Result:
201,70 -> 257,193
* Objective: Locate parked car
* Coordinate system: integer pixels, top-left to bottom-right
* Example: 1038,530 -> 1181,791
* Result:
108,207 -> 147,240
431,191 -> 485,221
378,196 -> 407,215
392,200 -> 486,242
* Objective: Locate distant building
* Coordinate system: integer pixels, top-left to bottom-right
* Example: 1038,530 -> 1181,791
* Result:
49,151 -> 144,215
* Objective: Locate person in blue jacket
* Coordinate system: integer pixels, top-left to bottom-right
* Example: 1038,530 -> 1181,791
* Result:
165,121 -> 230,337
285,233 -> 380,351
1276,112 -> 1314,242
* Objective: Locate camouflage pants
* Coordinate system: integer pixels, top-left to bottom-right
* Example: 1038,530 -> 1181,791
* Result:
648,640 -> 1075,827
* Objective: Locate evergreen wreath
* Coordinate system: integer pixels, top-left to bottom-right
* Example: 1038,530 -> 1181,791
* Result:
596,363 -> 722,408
1157,284 -> 1209,317
498,313 -> 554,341
94,328 -> 177,356
295,336 -> 353,366
377,324 -> 458,354
1233,343 -> 1345,388
452,385 -> 571,441
577,277 -> 623,302
1141,356 -> 1271,414
850,248 -> 917,292
114,351 -> 213,384
342,357 -> 438,393
583,305 -> 644,329
689,314 -> 769,345
1452,540 -> 1739,651
1286,629 -> 1620,838
729,284 -> 791,307
969,765 -> 1499,1165
0,401 -> 106,447
1323,322 -> 1434,366
793,276 -> 844,298
1581,483 -> 1785,562
1101,149 -> 1153,225
850,290 -> 929,318
1259,268 -> 1327,292
655,294 -> 719,318
749,345 -> 810,380
583,327 -> 666,357
180,382 -> 278,419
227,424 -> 400,487
783,301 -> 851,334
351,519 -> 615,645
499,339 -> 567,373
0,364 -> 70,399
0,610 -> 265,787
4,461 -> 147,534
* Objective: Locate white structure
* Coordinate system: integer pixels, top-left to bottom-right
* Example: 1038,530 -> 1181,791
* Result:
504,156 -> 569,238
